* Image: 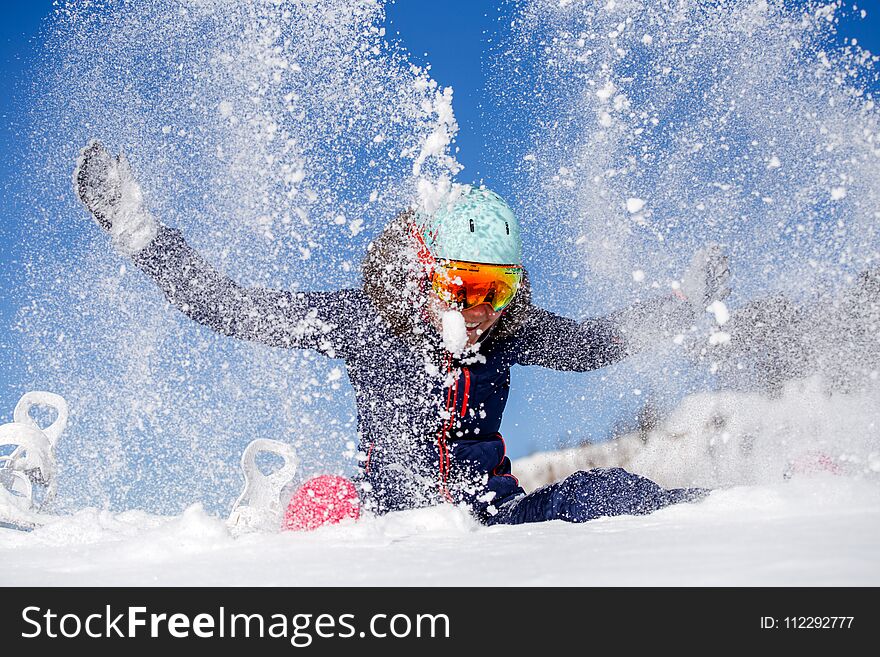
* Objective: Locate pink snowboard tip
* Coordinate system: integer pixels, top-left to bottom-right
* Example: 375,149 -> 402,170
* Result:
784,450 -> 843,479
283,475 -> 360,531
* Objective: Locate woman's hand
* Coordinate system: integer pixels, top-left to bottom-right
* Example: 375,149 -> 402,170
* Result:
73,140 -> 158,255
679,243 -> 731,308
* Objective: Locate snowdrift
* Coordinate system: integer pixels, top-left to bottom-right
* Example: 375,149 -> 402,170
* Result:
3,379 -> 878,586
2,480 -> 877,586
513,377 -> 880,492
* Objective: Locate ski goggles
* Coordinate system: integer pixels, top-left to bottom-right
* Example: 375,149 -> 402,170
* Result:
430,259 -> 523,312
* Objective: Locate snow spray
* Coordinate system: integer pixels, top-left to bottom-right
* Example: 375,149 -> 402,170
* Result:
485,0 -> 880,482
15,0 -> 460,514
10,0 -> 880,512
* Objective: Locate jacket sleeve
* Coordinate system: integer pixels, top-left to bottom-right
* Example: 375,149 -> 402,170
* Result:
511,305 -> 628,371
512,295 -> 694,371
131,225 -> 357,359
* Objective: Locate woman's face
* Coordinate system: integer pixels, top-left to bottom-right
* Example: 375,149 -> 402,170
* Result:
427,293 -> 503,347
460,302 -> 503,345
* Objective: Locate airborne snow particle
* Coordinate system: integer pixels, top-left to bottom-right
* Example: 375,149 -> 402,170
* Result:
596,81 -> 616,101
626,197 -> 645,213
830,187 -> 847,201
441,311 -> 467,355
706,300 -> 730,325
708,331 -> 731,345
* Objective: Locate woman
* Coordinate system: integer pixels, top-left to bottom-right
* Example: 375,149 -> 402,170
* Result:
74,141 -> 724,525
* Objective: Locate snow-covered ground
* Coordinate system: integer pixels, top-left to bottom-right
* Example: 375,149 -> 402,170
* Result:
3,379 -> 880,586
2,475 -> 878,586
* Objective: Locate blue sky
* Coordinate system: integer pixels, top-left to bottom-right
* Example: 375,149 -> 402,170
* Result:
0,2 -> 54,431
2,0 -> 880,470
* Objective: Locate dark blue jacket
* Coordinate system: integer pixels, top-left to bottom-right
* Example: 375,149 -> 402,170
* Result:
133,225 -> 703,524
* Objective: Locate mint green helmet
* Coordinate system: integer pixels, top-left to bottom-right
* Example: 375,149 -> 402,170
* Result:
417,187 -> 522,265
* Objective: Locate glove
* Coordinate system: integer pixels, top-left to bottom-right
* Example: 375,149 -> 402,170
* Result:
73,140 -> 158,255
679,243 -> 731,308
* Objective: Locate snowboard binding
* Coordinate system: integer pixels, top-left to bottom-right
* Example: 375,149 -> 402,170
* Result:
0,391 -> 68,531
227,439 -> 299,534
227,439 -> 360,535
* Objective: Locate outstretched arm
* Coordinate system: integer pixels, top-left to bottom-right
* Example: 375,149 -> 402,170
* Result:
512,306 -> 628,371
513,247 -> 730,371
131,226 -> 356,357
74,141 -> 358,358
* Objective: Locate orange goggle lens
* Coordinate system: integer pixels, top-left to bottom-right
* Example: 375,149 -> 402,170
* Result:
431,260 -> 523,312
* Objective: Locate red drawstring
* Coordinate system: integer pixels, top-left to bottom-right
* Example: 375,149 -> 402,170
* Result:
364,441 -> 375,474
436,354 -> 456,502
437,365 -> 472,501
460,368 -> 471,418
